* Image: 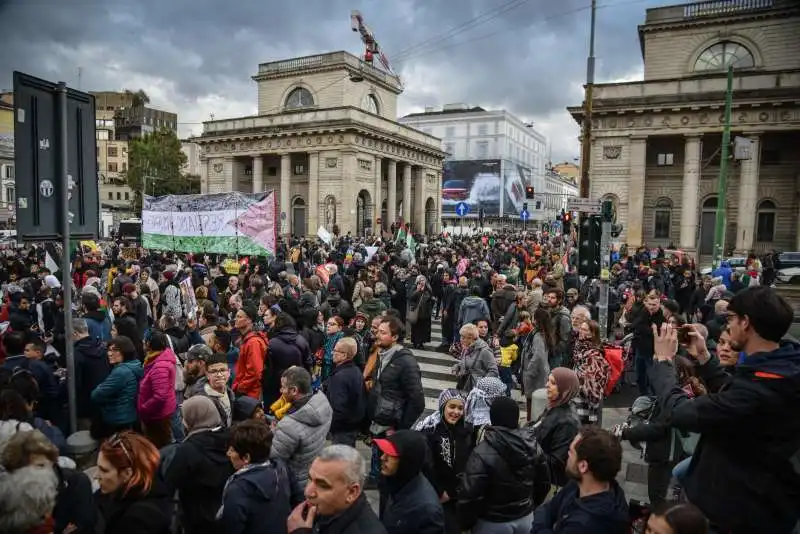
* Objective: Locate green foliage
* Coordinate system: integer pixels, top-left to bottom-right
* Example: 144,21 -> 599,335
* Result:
124,128 -> 193,211
123,89 -> 150,107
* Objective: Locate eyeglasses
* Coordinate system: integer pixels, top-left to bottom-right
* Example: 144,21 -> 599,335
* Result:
108,433 -> 133,465
208,368 -> 230,375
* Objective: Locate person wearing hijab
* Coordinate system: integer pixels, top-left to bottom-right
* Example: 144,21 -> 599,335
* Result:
374,430 -> 445,534
464,376 -> 507,444
414,389 -> 474,534
162,396 -> 233,534
533,367 -> 581,488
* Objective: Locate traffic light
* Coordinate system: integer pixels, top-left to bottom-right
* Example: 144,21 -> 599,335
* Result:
578,215 -> 601,277
525,186 -> 535,199
523,202 -> 528,211
611,223 -> 624,238
563,210 -> 572,234
601,200 -> 614,222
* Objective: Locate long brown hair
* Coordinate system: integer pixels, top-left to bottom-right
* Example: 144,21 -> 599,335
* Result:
533,307 -> 556,351
100,431 -> 160,497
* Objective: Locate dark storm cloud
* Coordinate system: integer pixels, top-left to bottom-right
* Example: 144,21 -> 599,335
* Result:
0,0 -> 668,155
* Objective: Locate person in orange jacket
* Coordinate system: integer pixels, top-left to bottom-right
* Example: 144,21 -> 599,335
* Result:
232,305 -> 268,399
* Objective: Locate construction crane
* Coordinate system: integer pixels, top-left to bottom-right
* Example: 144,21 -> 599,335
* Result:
350,10 -> 400,83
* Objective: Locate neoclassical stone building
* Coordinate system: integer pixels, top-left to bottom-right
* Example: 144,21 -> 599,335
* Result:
193,51 -> 445,237
568,0 -> 800,258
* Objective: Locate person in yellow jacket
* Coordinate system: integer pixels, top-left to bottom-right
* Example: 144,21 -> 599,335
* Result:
497,333 -> 518,396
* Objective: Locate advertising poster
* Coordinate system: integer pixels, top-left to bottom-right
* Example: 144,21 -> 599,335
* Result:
142,191 -> 277,256
442,159 -> 502,216
504,162 -> 534,217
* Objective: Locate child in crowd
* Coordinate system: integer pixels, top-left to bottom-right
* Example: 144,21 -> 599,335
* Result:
498,333 -> 518,396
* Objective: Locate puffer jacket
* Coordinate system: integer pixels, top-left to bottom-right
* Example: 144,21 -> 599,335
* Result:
263,328 -> 308,407
534,403 -> 580,487
457,425 -> 550,529
522,331 -> 550,396
456,338 -> 498,392
137,350 -> 177,423
367,345 -> 425,431
270,392 -> 332,488
457,296 -> 490,330
91,360 -> 143,425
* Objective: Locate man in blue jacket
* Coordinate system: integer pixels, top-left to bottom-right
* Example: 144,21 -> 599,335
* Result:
1,330 -> 61,423
656,286 -> 800,534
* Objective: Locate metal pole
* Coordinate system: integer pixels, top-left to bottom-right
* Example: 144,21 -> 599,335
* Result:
712,65 -> 734,269
57,82 -> 77,436
578,0 -> 596,199
598,220 -> 611,341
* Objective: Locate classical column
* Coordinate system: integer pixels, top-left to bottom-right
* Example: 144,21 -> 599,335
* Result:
736,134 -> 760,254
308,152 -> 319,235
223,156 -> 235,192
387,160 -> 397,226
280,154 -> 291,236
626,137 -> 647,248
413,166 -> 426,233
679,135 -> 702,251
252,155 -> 263,193
402,163 -> 412,226
374,156 -> 383,233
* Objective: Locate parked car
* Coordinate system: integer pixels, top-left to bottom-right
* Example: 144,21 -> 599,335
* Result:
776,267 -> 800,285
776,252 -> 800,270
700,257 -> 747,276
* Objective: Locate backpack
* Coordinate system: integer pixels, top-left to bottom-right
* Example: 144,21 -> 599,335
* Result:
625,395 -> 657,454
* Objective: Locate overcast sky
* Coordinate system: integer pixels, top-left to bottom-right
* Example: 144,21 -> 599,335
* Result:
0,0 -> 669,162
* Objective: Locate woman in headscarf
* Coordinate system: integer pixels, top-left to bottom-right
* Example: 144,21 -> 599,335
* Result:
414,389 -> 474,534
533,367 -> 580,489
162,396 -> 233,534
407,274 -> 433,350
464,376 -> 507,444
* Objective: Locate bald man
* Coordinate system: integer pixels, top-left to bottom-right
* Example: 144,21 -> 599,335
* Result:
324,337 -> 366,447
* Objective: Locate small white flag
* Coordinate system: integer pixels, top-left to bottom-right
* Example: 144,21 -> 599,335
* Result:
45,251 -> 59,273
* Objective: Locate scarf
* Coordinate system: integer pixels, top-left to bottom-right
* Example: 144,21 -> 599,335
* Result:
322,331 -> 343,382
144,350 -> 161,366
414,389 -> 464,431
464,376 -> 506,426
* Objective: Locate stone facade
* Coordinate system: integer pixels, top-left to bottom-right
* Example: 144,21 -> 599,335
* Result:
569,0 -> 800,257
193,51 -> 445,237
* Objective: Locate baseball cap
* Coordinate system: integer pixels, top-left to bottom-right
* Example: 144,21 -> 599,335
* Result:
373,437 -> 400,457
186,344 -> 213,362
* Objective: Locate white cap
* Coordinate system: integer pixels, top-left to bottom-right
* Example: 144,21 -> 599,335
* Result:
44,274 -> 61,289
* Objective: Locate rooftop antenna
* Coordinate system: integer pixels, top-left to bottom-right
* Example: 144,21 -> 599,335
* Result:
77,67 -> 82,90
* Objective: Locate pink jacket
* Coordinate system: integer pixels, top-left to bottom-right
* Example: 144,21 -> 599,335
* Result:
137,349 -> 177,423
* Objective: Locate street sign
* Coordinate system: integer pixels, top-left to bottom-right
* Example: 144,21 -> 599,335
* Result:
455,201 -> 470,217
13,71 -> 99,242
520,209 -> 530,221
567,197 -> 601,214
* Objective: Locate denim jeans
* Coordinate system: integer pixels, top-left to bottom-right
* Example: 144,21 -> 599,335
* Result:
170,391 -> 185,443
672,456 -> 692,484
635,350 -> 653,397
499,367 -> 513,397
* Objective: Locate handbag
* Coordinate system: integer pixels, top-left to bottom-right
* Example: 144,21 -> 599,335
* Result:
455,347 -> 479,390
407,306 -> 419,325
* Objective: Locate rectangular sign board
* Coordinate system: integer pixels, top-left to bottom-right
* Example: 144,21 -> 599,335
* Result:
14,71 -> 99,242
567,197 -> 601,214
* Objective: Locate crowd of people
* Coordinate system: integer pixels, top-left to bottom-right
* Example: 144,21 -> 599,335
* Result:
0,230 -> 796,534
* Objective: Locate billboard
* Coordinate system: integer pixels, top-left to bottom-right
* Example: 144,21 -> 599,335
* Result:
142,191 -> 276,256
442,159 -> 534,217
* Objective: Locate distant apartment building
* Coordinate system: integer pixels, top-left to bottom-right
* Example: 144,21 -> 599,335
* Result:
400,104 -> 548,220
90,90 -> 178,141
96,110 -> 134,218
181,141 -> 202,176
544,166 -> 579,222
0,93 -> 15,225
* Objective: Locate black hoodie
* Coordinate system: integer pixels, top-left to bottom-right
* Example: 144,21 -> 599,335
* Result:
531,480 -> 629,534
162,428 -> 234,534
74,335 -> 111,419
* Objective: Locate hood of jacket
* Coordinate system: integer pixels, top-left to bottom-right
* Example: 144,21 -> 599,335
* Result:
461,296 -> 486,311
185,427 -> 231,467
83,309 -> 108,323
738,340 -> 800,379
287,391 -> 332,428
75,336 -> 105,360
565,480 -> 629,531
118,359 -> 144,380
271,327 -> 299,345
483,426 -> 539,471
233,461 -> 287,502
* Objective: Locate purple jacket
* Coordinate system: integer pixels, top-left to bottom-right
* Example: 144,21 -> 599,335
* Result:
137,349 -> 177,422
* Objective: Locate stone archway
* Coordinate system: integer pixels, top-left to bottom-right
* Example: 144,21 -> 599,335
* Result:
356,189 -> 373,237
425,197 -> 437,235
292,197 -> 306,237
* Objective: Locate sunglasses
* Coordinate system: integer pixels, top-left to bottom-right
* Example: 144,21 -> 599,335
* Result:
109,433 -> 133,465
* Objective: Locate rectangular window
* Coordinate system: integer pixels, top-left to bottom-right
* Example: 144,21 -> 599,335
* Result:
294,164 -> 305,175
445,126 -> 455,138
654,210 -> 671,238
756,212 -> 775,242
477,124 -> 488,136
2,165 -> 13,179
116,192 -> 121,200
124,192 -> 130,200
107,146 -> 118,157
108,192 -> 113,200
656,153 -> 675,166
6,188 -> 14,204
475,141 -> 489,159
122,162 -> 127,172
108,162 -> 118,172
96,130 -> 109,141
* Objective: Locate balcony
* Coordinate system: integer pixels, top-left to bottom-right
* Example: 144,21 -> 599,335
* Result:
200,106 -> 442,149
644,0 -> 786,24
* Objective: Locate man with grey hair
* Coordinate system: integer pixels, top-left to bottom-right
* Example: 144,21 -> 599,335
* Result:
271,366 -> 333,490
72,317 -> 110,432
288,445 -> 387,533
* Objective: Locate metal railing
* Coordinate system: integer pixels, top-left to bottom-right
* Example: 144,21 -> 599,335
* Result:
685,0 -> 773,18
257,51 -> 398,87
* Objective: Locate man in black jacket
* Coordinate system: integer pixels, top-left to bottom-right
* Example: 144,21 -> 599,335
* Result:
657,286 -> 800,534
323,337 -> 365,447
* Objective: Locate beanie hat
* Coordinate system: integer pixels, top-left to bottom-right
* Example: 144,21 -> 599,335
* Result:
490,396 -> 520,429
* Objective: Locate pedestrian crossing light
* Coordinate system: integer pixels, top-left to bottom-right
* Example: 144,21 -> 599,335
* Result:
525,186 -> 535,199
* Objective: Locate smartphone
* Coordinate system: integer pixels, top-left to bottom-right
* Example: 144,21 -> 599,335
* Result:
677,325 -> 692,344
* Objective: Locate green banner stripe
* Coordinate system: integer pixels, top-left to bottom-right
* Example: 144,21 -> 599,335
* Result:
142,234 -> 274,257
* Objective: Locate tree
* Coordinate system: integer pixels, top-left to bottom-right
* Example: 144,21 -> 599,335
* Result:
123,88 -> 150,107
124,128 -> 188,212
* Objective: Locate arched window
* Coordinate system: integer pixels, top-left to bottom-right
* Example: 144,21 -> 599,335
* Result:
654,197 -> 673,239
756,199 -> 776,242
362,94 -> 379,114
703,197 -> 718,209
694,41 -> 755,72
284,87 -> 314,110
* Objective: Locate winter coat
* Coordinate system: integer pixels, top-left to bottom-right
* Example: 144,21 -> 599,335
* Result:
670,342 -> 800,534
522,331 -> 550,396
263,328 -> 308,407
270,392 -> 332,488
457,426 -> 550,528
291,493 -> 386,534
219,459 -> 296,534
534,403 -> 580,487
233,331 -> 267,400
358,298 -> 387,321
94,480 -> 173,534
489,285 -> 516,331
629,305 -> 664,358
53,465 -> 96,534
423,420 -> 474,499
457,296 -> 490,330
1,355 -> 60,422
531,480 -> 629,534
74,336 -> 111,419
455,338 -> 498,392
367,346 -> 426,431
83,309 -> 112,343
323,360 -> 366,434
382,473 -> 445,534
549,306 -> 572,368
91,360 -> 142,425
137,350 -> 177,423
163,428 -> 234,534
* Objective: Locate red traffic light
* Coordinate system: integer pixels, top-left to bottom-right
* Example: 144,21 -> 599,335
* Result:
564,212 -> 572,222
525,186 -> 535,199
